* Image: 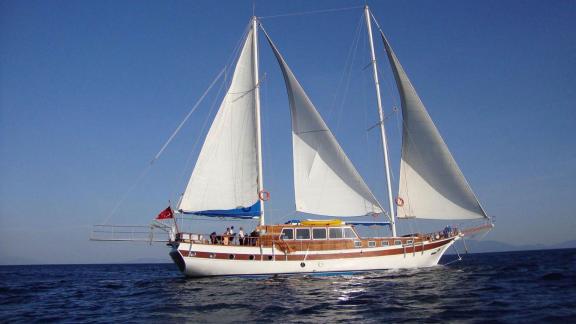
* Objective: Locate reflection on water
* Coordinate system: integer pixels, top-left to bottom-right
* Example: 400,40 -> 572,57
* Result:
1,249 -> 575,322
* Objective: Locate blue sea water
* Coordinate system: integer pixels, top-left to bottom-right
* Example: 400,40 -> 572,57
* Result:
1,249 -> 575,323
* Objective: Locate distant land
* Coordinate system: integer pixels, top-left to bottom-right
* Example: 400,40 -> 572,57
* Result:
447,239 -> 576,255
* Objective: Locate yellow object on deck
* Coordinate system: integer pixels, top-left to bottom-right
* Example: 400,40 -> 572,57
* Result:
301,219 -> 344,226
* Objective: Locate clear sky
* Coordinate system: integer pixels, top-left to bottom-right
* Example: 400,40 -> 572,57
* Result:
1,0 -> 575,264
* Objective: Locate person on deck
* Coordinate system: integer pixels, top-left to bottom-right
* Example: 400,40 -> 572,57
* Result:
238,227 -> 245,246
249,230 -> 259,246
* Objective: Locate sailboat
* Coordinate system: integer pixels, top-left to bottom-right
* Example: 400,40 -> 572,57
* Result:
94,6 -> 493,277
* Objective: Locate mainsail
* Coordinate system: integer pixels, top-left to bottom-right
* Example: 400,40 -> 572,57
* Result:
263,30 -> 383,217
179,28 -> 260,218
379,31 -> 487,220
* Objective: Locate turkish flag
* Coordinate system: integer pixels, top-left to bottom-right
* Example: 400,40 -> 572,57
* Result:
156,206 -> 174,220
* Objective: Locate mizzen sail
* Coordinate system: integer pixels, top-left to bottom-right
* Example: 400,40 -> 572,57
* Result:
380,31 -> 487,220
264,30 -> 383,217
179,28 -> 260,217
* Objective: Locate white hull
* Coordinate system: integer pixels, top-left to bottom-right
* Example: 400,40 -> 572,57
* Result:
170,237 -> 458,277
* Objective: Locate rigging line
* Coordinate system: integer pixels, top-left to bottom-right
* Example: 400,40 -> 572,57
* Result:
105,23 -> 251,225
103,164 -> 154,224
261,72 -> 276,207
192,25 -> 253,208
172,72 -> 228,202
104,67 -> 226,225
334,13 -> 364,131
327,13 -> 363,121
313,14 -> 364,214
150,67 -> 226,165
163,18 -> 250,168
258,5 -> 363,19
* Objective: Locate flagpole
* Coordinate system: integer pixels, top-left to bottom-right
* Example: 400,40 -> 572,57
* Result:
169,201 -> 179,234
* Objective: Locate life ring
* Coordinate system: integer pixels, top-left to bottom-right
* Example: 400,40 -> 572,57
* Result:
259,190 -> 270,201
395,197 -> 404,207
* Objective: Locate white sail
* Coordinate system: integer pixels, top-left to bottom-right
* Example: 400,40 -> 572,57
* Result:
379,31 -> 487,220
179,29 -> 259,214
264,31 -> 383,217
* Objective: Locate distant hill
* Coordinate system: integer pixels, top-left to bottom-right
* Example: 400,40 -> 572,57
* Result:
448,239 -> 576,254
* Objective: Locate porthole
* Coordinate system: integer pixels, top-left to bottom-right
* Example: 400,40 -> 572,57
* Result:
228,254 -> 235,260
189,251 -> 196,257
300,262 -> 305,268
209,253 -> 215,259
267,255 -> 273,261
249,255 -> 255,260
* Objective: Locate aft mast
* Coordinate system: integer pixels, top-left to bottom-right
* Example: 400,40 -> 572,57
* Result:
253,16 -> 265,227
364,5 -> 397,237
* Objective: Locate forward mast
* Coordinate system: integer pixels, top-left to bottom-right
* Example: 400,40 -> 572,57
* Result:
364,5 -> 396,236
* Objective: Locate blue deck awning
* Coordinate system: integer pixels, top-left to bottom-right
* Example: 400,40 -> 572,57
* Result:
180,201 -> 261,219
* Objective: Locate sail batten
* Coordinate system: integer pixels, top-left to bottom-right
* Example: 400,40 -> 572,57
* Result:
178,29 -> 260,215
379,31 -> 488,220
263,29 -> 384,217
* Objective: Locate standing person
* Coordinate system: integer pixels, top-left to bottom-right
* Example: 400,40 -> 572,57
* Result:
222,227 -> 231,245
238,227 -> 245,245
229,226 -> 235,244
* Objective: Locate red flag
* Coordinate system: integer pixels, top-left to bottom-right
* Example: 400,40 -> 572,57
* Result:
156,206 -> 173,220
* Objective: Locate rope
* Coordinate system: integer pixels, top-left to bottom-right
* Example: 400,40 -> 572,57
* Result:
258,6 -> 363,20
330,13 -> 364,130
443,241 -> 463,266
171,72 -> 228,203
103,165 -> 153,224
150,68 -> 226,165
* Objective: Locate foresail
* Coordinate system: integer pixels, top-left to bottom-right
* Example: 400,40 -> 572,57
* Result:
263,30 -> 383,217
379,31 -> 487,220
179,29 -> 260,217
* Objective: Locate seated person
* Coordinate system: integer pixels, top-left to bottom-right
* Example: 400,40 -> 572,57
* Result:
249,230 -> 259,246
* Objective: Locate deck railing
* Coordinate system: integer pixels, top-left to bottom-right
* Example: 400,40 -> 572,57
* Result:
90,224 -> 171,242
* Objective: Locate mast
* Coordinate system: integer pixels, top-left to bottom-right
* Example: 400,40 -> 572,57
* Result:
364,5 -> 396,236
252,16 -> 265,226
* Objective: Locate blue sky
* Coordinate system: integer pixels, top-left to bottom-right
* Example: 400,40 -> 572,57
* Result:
1,0 -> 575,264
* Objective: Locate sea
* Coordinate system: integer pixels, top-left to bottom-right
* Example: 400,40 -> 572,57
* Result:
1,249 -> 575,323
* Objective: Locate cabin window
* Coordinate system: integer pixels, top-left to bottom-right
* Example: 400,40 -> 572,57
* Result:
368,241 -> 376,248
296,228 -> 311,240
382,241 -> 389,247
281,228 -> 294,240
343,228 -> 358,239
394,240 -> 402,246
406,240 -> 413,245
329,228 -> 343,239
354,241 -> 362,248
312,228 -> 327,240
